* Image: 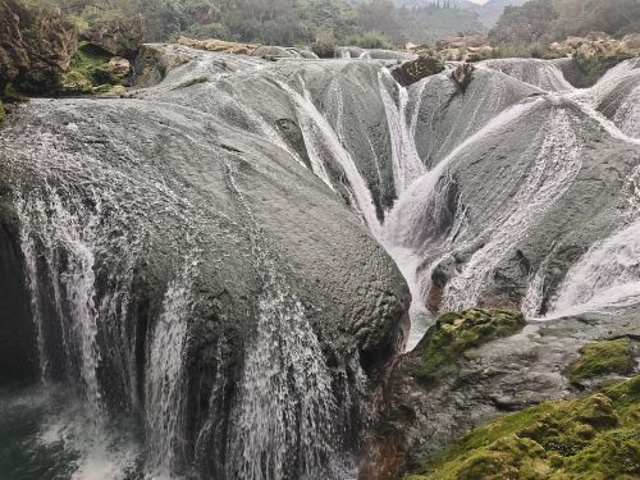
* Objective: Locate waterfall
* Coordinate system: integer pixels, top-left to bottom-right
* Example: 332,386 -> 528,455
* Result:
277,75 -> 382,236
145,264 -> 194,477
443,108 -> 583,310
17,188 -> 104,417
378,70 -> 427,196
3,44 -> 640,479
224,164 -> 342,480
551,220 -> 640,318
614,85 -> 640,139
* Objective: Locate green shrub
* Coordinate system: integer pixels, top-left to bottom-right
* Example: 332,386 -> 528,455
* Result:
312,30 -> 337,59
345,31 -> 391,50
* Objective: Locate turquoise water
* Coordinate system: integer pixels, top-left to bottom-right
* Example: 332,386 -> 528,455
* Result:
0,385 -> 143,480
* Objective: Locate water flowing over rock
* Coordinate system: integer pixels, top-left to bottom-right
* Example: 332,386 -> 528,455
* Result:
0,46 -> 410,479
1,42 -> 640,479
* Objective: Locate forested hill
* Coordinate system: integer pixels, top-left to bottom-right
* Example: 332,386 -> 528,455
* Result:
490,0 -> 640,44
20,0 -> 487,47
388,0 -> 528,28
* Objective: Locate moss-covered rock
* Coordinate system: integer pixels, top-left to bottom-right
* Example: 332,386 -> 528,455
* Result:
392,54 -> 445,87
409,376 -> 640,479
406,309 -> 525,384
62,42 -> 130,95
568,338 -> 635,386
0,102 -> 5,123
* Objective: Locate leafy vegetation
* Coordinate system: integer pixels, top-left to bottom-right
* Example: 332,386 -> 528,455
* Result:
490,0 -> 640,45
406,309 -> 525,384
408,375 -> 640,479
20,0 -> 487,48
568,338 -> 636,385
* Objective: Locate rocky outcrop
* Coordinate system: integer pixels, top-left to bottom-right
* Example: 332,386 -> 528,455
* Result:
451,62 -> 474,93
0,0 -> 29,93
80,15 -> 145,60
410,376 -> 640,479
0,172 -> 37,384
363,307 -> 640,479
0,0 -> 77,94
61,43 -> 132,95
391,54 -> 445,87
177,35 -> 258,55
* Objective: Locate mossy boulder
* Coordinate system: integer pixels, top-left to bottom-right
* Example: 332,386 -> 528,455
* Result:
406,309 -> 525,384
62,43 -> 131,95
409,376 -> 640,479
392,54 -> 445,87
568,338 -> 636,386
0,102 -> 4,123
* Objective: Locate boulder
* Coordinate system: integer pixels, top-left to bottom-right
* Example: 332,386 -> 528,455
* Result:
81,14 -> 145,60
107,56 -> 131,77
391,55 -> 445,87
451,62 -> 475,92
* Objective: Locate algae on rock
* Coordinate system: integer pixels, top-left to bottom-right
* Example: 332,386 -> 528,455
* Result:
62,42 -> 131,95
406,309 -> 526,384
409,376 -> 640,479
568,338 -> 636,386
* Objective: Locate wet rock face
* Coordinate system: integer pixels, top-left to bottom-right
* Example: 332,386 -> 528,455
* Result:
81,14 -> 145,60
0,45 -> 410,478
0,176 -> 36,384
0,0 -> 77,94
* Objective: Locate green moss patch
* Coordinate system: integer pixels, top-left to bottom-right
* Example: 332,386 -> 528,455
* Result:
62,42 -> 129,95
406,309 -> 525,384
568,338 -> 635,386
408,376 -> 640,479
0,102 -> 5,123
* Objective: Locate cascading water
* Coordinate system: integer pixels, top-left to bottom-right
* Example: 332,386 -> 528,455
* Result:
223,164 -> 343,480
443,108 -> 583,311
551,219 -> 640,317
145,263 -> 195,478
2,43 -> 640,480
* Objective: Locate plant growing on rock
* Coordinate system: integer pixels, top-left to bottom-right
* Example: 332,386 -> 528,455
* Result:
405,309 -> 525,385
409,376 -> 640,479
568,338 -> 636,386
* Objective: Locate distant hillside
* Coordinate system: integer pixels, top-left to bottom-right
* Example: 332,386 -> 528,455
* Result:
393,0 -> 476,7
472,0 -> 528,28
490,0 -> 640,44
391,0 -> 527,28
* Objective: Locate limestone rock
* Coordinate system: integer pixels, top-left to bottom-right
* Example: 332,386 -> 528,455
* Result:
177,36 -> 258,55
0,0 -> 77,94
81,14 -> 144,60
